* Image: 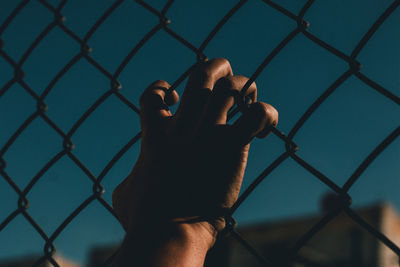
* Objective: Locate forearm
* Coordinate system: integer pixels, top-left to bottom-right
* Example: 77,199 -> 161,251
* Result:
112,222 -> 215,267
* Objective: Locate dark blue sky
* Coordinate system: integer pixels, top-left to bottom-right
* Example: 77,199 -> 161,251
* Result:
0,0 -> 399,264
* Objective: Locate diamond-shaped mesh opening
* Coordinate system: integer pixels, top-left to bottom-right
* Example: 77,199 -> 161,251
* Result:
304,0 -> 394,55
255,33 -> 348,132
87,0 -> 158,72
72,94 -> 140,176
1,0 -> 54,60
22,27 -> 80,95
3,118 -> 62,189
44,58 -> 111,132
294,76 -> 400,186
27,156 -> 93,234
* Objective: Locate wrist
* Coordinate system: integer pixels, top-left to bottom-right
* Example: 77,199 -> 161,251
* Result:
125,220 -> 217,250
175,221 -> 217,250
113,221 -> 217,267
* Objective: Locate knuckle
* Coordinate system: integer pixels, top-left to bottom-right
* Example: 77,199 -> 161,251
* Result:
213,57 -> 232,72
266,103 -> 278,117
210,58 -> 233,79
264,104 -> 279,124
199,58 -> 232,81
251,102 -> 278,123
150,79 -> 170,90
213,57 -> 230,65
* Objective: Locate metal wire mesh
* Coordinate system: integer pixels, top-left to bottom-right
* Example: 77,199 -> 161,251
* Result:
0,0 -> 399,266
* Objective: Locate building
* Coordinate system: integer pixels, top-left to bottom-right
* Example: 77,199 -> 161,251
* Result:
205,202 -> 400,267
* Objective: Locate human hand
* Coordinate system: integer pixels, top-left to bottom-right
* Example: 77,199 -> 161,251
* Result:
112,58 -> 278,247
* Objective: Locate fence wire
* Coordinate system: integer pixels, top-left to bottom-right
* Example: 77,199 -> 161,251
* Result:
0,0 -> 399,266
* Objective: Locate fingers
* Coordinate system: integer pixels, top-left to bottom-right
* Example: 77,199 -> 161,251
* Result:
175,58 -> 233,130
231,102 -> 278,146
139,80 -> 179,131
203,75 -> 257,125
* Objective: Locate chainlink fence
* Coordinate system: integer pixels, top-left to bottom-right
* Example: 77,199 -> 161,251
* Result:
0,0 -> 399,266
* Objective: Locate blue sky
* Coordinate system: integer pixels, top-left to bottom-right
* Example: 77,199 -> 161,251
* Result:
0,0 -> 399,264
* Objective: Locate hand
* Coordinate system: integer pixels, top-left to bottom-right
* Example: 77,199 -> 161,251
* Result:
112,58 -> 278,251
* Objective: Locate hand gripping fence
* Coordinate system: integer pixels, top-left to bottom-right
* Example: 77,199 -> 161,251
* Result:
0,0 -> 399,266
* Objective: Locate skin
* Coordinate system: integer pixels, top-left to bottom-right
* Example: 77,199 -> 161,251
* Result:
111,58 -> 278,267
